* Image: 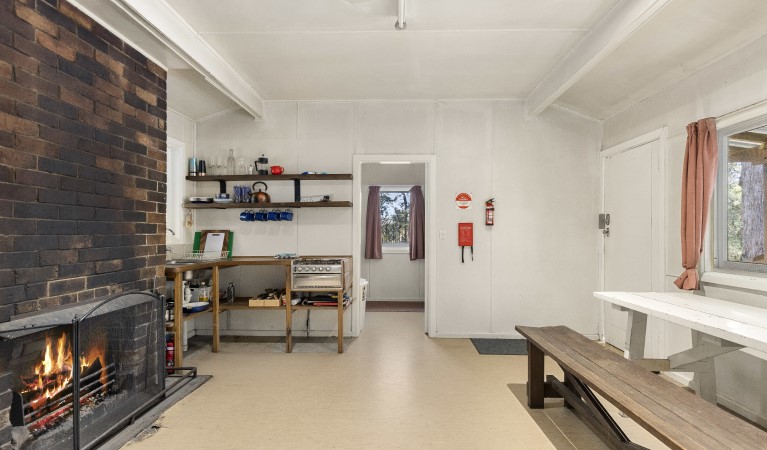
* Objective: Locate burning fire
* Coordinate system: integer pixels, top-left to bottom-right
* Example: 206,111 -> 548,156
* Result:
21,331 -> 107,417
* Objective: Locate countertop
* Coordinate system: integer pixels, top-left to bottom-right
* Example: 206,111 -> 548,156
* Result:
164,255 -> 351,274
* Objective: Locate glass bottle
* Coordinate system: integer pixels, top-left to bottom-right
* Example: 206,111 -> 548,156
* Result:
227,149 -> 236,175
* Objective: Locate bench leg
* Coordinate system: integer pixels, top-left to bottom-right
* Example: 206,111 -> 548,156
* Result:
527,340 -> 545,409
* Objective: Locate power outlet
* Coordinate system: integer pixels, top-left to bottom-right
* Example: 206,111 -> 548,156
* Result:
439,229 -> 447,240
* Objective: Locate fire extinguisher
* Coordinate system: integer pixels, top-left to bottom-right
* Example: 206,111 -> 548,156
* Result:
166,337 -> 174,375
485,198 -> 495,226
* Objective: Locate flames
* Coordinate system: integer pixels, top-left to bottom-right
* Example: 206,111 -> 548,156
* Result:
21,331 -> 107,414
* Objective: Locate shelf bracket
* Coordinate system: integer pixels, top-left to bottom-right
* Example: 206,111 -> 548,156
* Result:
293,179 -> 301,202
218,179 -> 227,195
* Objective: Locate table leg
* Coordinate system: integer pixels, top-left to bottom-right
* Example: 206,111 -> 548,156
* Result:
527,340 -> 544,408
337,289 -> 344,353
285,266 -> 292,353
212,266 -> 219,353
625,310 -> 647,360
691,330 -> 717,403
173,273 -> 183,367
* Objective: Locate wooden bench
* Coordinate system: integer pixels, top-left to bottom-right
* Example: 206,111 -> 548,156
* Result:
515,325 -> 767,450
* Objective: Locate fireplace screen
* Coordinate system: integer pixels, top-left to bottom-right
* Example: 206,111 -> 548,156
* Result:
0,291 -> 165,449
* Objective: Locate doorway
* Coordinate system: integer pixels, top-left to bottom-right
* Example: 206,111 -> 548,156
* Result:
600,129 -> 666,357
352,155 -> 437,337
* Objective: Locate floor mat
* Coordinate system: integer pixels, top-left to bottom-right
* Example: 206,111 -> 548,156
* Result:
470,338 -> 528,355
366,301 -> 425,312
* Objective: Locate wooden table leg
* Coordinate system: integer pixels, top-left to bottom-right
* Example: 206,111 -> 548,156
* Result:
212,266 -> 220,353
285,266 -> 292,353
527,340 -> 544,408
173,273 -> 183,367
337,288 -> 343,353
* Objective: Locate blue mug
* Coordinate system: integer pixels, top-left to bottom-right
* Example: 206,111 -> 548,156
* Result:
255,210 -> 268,221
280,209 -> 294,221
239,210 -> 253,221
267,210 -> 280,221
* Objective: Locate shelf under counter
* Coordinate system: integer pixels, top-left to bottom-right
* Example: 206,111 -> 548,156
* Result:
292,302 -> 352,311
219,297 -> 286,311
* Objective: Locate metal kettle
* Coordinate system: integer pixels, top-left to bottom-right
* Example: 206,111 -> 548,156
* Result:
250,181 -> 271,204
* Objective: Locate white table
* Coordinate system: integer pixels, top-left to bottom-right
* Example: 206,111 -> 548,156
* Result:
594,291 -> 767,403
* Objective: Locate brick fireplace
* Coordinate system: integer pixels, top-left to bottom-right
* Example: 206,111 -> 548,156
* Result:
0,0 -> 169,447
0,0 -> 168,323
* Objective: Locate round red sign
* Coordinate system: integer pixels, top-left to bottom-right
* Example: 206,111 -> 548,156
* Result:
455,192 -> 472,209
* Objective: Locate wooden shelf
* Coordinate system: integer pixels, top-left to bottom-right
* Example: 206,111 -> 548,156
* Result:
181,306 -> 213,321
184,173 -> 353,209
292,301 -> 352,311
183,201 -> 352,209
186,174 -> 352,181
219,297 -> 285,311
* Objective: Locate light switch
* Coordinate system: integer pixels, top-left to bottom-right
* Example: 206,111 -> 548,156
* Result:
439,229 -> 447,240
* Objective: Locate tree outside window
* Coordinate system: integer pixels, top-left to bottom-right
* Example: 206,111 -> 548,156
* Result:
380,191 -> 410,247
721,124 -> 767,269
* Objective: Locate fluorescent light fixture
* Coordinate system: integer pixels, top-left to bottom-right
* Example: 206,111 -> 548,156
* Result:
379,161 -> 412,165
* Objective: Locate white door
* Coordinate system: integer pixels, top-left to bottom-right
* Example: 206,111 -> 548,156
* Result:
602,140 -> 656,349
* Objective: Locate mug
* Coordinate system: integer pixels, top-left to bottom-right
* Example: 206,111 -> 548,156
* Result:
270,166 -> 285,175
280,209 -> 294,221
255,210 -> 268,221
267,210 -> 281,221
239,210 -> 254,221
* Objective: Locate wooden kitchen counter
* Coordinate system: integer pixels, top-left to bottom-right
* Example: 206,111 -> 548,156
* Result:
164,255 -> 351,367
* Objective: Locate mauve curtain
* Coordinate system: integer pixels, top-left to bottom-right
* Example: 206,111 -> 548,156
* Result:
408,185 -> 425,260
674,118 -> 718,290
365,186 -> 382,259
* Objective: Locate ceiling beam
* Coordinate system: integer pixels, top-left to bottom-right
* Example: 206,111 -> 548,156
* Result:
114,0 -> 264,120
525,0 -> 672,118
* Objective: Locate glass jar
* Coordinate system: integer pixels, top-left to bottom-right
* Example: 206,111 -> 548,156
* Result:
226,149 -> 236,175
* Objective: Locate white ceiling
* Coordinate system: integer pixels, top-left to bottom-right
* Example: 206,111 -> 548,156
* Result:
75,0 -> 767,121
558,0 -> 767,119
167,70 -> 238,121
163,0 -> 618,101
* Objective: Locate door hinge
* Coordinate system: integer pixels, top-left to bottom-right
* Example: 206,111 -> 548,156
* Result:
599,213 -> 610,237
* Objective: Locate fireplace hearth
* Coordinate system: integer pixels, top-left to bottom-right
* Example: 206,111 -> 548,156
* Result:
0,291 -> 165,450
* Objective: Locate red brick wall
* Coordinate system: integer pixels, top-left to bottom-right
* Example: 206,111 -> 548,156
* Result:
0,0 -> 167,322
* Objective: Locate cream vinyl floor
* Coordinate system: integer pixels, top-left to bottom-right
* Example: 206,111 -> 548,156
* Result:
124,312 -> 666,449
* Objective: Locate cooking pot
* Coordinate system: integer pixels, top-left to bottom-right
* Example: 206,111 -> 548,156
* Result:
270,166 -> 284,175
250,182 -> 271,204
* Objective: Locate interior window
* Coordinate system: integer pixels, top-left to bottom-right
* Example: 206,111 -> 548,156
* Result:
380,190 -> 410,248
718,122 -> 767,272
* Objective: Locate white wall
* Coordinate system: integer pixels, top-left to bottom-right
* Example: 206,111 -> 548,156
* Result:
185,100 -> 600,338
360,163 -> 425,302
602,34 -> 767,425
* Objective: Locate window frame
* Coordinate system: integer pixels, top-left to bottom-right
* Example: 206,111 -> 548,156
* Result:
379,185 -> 412,253
715,114 -> 767,274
